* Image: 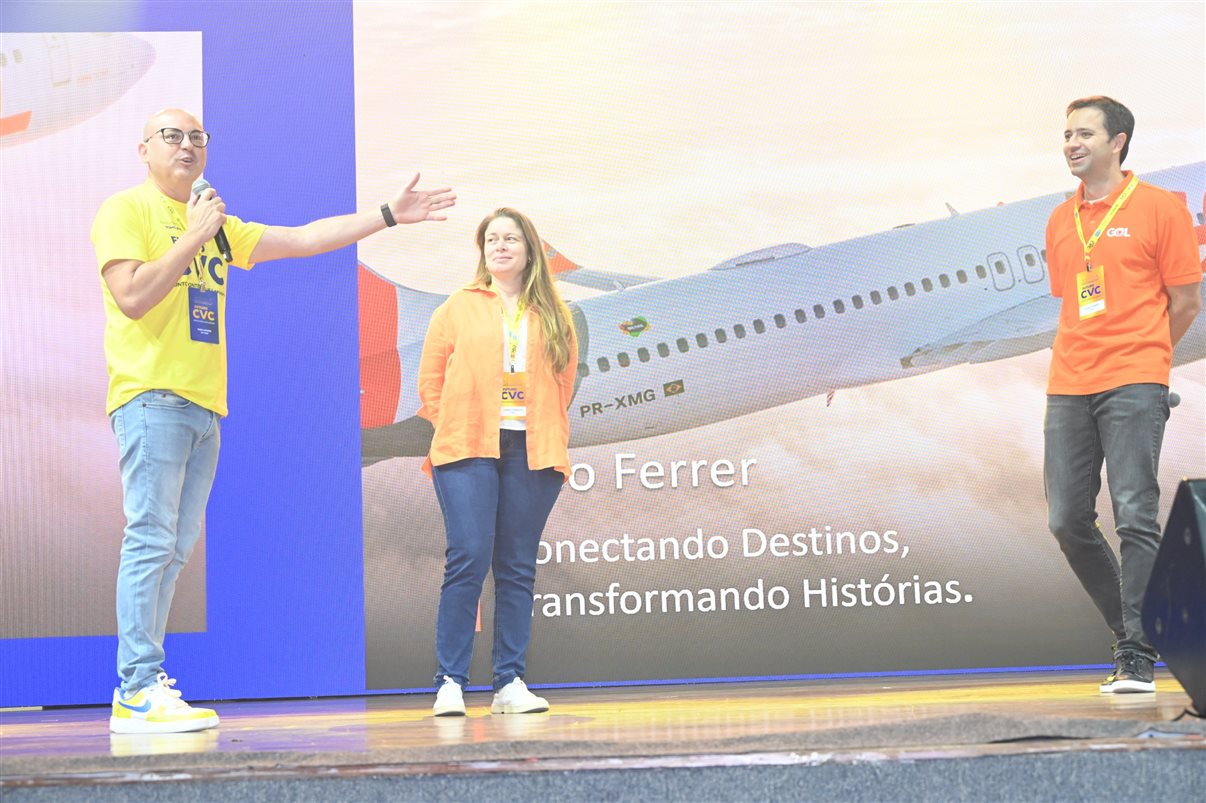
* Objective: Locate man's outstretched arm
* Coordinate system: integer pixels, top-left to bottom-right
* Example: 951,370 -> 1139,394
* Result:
250,173 -> 455,264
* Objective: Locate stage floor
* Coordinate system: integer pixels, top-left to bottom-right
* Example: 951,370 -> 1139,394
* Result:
2,669 -> 1204,791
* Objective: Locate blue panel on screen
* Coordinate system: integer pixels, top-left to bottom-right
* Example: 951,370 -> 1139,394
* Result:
0,0 -> 362,706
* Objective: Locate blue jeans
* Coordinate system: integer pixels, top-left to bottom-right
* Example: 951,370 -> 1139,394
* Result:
431,430 -> 563,691
1044,383 -> 1169,660
110,390 -> 220,694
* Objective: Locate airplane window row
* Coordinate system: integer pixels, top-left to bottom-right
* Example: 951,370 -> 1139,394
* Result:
577,250 -> 1052,378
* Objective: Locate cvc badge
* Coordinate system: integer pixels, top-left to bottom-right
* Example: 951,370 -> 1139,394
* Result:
1076,265 -> 1106,320
188,286 -> 220,344
501,372 -> 527,422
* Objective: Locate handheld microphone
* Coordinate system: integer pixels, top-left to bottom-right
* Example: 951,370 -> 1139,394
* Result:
191,177 -> 232,262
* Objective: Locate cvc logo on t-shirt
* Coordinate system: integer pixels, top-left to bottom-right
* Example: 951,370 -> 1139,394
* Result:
169,235 -> 227,286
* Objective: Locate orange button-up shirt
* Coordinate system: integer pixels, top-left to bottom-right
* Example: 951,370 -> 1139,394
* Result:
1045,171 -> 1201,395
417,285 -> 578,478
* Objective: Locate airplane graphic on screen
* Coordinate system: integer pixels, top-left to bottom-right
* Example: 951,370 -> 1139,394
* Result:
0,32 -> 154,146
360,163 -> 1206,464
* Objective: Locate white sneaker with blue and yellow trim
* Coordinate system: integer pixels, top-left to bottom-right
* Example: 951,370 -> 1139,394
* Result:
109,672 -> 219,734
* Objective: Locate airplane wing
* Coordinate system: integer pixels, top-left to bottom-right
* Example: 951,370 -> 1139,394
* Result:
709,243 -> 811,270
555,268 -> 659,291
543,241 -> 658,291
553,241 -> 818,291
900,294 -> 1062,369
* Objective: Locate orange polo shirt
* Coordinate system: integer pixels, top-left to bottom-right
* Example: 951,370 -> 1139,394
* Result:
417,285 -> 578,479
1045,171 -> 1201,395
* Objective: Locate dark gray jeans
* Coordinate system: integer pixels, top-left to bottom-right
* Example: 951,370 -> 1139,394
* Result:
1044,383 -> 1169,660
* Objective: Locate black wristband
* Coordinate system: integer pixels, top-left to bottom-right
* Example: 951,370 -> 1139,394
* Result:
380,203 -> 397,227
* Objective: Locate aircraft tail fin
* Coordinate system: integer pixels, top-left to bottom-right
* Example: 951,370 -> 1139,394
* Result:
542,240 -> 582,275
358,262 -> 403,430
358,261 -> 447,429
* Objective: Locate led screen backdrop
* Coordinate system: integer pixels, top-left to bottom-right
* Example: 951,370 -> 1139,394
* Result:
1,32 -> 206,640
0,1 -> 1202,707
354,2 -> 1205,689
1,1 -> 363,707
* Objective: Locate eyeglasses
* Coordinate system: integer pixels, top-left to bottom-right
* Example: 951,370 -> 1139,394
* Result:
143,127 -> 210,147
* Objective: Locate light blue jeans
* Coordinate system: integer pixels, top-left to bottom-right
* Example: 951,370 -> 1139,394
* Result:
110,390 -> 220,694
1044,383 -> 1169,660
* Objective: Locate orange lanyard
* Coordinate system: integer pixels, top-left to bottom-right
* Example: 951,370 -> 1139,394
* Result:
1073,175 -> 1137,272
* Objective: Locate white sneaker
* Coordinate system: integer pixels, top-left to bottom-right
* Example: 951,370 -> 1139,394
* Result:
490,678 -> 549,714
109,673 -> 219,734
433,676 -> 466,717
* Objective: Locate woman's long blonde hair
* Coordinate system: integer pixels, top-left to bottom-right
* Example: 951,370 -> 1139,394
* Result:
474,208 -> 575,373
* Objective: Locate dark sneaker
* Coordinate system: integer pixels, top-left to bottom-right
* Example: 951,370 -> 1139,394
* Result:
1099,652 -> 1155,694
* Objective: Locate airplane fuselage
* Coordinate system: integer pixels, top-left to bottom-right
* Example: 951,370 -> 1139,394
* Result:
361,164 -> 1206,461
0,33 -> 155,146
565,164 -> 1205,446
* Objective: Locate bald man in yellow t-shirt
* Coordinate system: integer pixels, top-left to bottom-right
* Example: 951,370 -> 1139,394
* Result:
93,108 -> 455,734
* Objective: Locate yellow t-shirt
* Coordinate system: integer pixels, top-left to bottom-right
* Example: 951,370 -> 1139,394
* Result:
91,180 -> 267,415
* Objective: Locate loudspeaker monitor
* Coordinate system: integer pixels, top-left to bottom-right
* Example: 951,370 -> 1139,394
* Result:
1142,478 -> 1206,716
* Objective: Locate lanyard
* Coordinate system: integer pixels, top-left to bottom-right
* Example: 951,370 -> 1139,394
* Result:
503,302 -> 525,372
1073,174 -> 1137,272
163,196 -> 209,291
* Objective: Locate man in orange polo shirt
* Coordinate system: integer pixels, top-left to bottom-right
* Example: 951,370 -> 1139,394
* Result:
1044,96 -> 1201,694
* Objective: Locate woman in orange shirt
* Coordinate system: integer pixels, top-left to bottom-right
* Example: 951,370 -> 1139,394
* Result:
418,208 -> 577,717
